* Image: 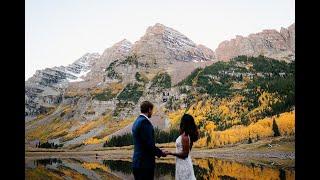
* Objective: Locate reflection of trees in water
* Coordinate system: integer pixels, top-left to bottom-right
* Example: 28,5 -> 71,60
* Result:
28,159 -> 89,180
102,159 -> 208,178
34,158 -> 62,166
193,164 -> 210,180
219,175 -> 237,180
154,162 -> 175,177
208,159 -> 214,172
30,158 -> 294,180
103,160 -> 132,175
279,168 -> 286,180
102,160 -> 176,177
193,158 -> 295,180
70,158 -> 83,164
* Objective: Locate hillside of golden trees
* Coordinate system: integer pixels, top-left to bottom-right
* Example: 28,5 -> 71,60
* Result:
167,93 -> 295,148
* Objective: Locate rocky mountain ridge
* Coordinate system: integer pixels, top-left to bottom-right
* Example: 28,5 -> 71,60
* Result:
215,23 -> 295,62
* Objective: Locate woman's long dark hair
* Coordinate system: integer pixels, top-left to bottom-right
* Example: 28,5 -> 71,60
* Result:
180,114 -> 199,150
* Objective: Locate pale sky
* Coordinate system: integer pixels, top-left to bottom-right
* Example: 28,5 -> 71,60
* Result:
25,0 -> 295,80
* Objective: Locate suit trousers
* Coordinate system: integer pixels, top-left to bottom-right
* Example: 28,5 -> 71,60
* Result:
133,167 -> 154,180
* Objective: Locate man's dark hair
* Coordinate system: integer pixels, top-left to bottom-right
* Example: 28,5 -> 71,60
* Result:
140,101 -> 154,113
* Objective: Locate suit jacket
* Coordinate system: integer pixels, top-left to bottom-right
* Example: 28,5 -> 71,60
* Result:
132,115 -> 163,168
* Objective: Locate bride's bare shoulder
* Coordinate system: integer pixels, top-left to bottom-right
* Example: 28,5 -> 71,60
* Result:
181,133 -> 189,142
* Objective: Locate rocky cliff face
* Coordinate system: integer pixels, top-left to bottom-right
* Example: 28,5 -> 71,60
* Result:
215,23 -> 295,62
26,53 -> 100,86
89,23 -> 216,87
119,23 -> 216,85
131,23 -> 215,65
25,53 -> 100,116
280,23 -> 295,53
85,39 -> 133,84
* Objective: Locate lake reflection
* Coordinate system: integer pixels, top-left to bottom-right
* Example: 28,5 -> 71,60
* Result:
25,157 -> 294,180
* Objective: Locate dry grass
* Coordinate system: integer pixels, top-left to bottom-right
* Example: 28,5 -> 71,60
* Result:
26,117 -> 75,142
84,116 -> 135,145
62,115 -> 110,142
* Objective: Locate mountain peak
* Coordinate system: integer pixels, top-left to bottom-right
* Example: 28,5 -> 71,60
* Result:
145,23 -> 168,35
155,22 -> 164,26
287,23 -> 295,31
118,38 -> 131,44
215,22 -> 295,61
112,39 -> 132,49
145,23 -> 187,38
143,23 -> 197,47
102,39 -> 132,58
130,23 -> 216,64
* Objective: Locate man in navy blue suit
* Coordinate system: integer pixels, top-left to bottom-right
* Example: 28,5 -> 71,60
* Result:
132,101 -> 166,180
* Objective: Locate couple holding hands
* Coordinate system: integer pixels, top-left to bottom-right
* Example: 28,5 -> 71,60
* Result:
132,101 -> 198,180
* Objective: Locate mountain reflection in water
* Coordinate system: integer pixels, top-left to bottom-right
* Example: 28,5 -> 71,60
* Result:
25,157 -> 294,180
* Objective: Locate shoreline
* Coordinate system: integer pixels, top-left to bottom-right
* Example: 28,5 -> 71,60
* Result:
26,136 -> 295,168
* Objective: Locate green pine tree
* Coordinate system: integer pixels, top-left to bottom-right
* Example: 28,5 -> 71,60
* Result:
272,119 -> 281,137
206,134 -> 211,146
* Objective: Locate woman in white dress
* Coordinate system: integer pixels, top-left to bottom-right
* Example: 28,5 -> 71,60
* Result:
164,114 -> 199,180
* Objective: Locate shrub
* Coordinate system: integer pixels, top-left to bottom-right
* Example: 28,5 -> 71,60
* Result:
150,72 -> 171,89
117,83 -> 144,103
38,141 -> 63,149
103,128 -> 180,147
94,89 -> 115,101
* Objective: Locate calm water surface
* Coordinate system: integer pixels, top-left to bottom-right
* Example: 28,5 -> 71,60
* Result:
25,157 -> 294,180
